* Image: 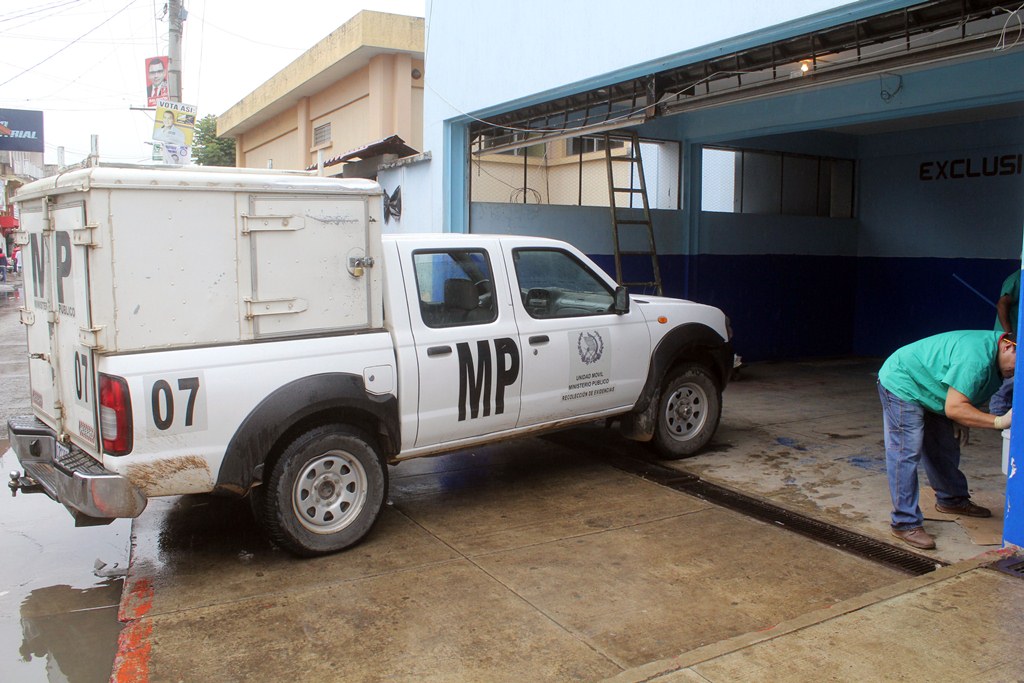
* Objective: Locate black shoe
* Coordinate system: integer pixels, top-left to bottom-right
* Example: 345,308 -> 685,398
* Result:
934,501 -> 991,518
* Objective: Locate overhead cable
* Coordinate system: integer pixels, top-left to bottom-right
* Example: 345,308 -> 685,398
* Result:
0,0 -> 141,88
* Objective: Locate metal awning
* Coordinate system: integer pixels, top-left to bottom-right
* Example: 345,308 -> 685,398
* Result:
469,0 -> 1017,153
306,134 -> 419,171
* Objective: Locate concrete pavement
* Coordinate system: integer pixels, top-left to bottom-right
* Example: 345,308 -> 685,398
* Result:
111,411 -> 1024,681
610,550 -> 1024,682
114,441 -> 909,681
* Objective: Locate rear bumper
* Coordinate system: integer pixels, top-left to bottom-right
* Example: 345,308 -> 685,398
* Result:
7,415 -> 147,521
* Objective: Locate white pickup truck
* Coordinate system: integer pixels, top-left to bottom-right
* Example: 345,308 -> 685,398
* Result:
7,165 -> 732,556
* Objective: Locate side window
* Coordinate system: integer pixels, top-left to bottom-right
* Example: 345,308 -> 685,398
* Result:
512,248 -> 615,319
413,250 -> 497,328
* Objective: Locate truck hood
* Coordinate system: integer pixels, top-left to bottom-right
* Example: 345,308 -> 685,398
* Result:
632,295 -> 731,343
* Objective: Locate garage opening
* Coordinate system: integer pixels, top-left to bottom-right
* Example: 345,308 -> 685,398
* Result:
465,0 -> 1024,363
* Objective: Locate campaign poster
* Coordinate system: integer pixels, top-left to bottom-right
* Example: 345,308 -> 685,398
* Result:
152,100 -> 197,165
145,56 -> 169,107
0,109 -> 44,153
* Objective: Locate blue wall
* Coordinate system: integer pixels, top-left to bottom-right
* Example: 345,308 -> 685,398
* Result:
1008,276 -> 1024,548
854,257 -> 1015,356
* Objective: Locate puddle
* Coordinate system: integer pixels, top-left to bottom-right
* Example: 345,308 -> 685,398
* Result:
6,582 -> 124,682
0,449 -> 130,682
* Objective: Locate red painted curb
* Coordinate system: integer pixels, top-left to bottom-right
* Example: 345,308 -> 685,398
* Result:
110,619 -> 153,683
110,578 -> 155,682
119,577 -> 154,621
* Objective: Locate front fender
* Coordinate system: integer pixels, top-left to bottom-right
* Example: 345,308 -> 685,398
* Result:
621,324 -> 732,441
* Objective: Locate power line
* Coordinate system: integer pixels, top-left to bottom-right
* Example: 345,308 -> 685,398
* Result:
1,31 -> 149,45
195,0 -> 208,107
191,11 -> 310,50
0,0 -> 86,25
0,0 -> 142,88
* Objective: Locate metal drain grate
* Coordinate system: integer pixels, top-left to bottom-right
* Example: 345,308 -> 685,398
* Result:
991,557 -> 1024,579
548,431 -> 947,577
667,476 -> 945,576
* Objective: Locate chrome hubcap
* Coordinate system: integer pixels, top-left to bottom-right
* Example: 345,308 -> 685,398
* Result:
293,450 -> 367,534
665,383 -> 708,442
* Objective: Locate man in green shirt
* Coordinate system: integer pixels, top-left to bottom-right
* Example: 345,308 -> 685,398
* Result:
996,269 -> 1020,336
877,330 -> 1015,550
990,268 -> 1020,415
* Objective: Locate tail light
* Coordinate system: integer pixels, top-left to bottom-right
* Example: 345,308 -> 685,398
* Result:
99,373 -> 133,455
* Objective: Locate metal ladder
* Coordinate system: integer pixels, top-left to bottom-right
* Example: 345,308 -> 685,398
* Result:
602,131 -> 662,295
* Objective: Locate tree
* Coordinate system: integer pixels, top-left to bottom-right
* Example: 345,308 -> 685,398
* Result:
192,114 -> 235,166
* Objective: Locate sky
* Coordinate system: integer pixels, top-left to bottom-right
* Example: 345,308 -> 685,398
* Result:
1,0 -> 426,166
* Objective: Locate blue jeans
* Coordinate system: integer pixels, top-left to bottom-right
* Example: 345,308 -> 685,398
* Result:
877,382 -> 971,529
989,377 -> 1013,416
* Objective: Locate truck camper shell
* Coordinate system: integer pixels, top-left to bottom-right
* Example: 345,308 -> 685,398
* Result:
15,164 -> 385,354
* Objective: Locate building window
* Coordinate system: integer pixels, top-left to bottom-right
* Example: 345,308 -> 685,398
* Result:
564,136 -> 625,156
470,134 -> 680,210
313,123 -> 332,148
701,146 -> 855,218
475,131 -> 544,157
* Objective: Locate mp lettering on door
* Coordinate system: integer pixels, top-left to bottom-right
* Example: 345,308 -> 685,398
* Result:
29,231 -> 74,316
456,337 -> 520,421
28,233 -> 51,310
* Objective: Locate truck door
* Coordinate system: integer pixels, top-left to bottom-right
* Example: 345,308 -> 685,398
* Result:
21,200 -> 99,451
403,244 -> 522,447
502,242 -> 651,427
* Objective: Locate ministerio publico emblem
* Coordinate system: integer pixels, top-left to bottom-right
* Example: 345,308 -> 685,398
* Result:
577,330 -> 605,365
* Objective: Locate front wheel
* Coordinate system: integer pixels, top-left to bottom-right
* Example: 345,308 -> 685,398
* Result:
264,424 -> 387,557
652,364 -> 721,459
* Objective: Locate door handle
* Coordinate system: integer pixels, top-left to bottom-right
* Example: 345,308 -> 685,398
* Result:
427,345 -> 452,357
529,335 -> 549,345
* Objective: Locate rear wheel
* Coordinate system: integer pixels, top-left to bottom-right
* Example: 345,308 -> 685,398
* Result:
264,424 -> 387,557
652,364 -> 721,459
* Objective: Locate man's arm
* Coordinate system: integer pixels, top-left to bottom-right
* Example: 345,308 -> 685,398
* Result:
946,387 -> 1011,428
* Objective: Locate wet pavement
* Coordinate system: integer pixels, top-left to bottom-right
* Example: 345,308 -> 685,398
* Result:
118,443 -> 907,682
0,275 -> 130,683
671,359 -> 1009,564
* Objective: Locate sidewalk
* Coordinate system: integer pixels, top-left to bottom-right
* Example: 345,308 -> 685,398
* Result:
608,550 -> 1024,682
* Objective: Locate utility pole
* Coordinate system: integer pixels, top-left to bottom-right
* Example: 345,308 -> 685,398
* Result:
168,0 -> 184,103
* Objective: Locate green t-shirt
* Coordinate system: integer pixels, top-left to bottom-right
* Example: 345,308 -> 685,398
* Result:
995,269 -> 1020,333
878,330 -> 1003,414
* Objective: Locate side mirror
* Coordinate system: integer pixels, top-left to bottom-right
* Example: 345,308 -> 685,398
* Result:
612,285 -> 630,315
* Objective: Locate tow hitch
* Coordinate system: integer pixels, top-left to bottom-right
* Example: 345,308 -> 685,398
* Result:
9,470 -> 43,496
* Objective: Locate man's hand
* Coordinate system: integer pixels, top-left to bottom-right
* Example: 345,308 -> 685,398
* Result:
952,423 -> 970,447
995,409 -> 1013,430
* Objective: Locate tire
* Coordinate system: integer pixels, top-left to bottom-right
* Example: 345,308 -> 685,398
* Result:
652,364 -> 721,459
247,483 -> 265,521
264,424 -> 387,557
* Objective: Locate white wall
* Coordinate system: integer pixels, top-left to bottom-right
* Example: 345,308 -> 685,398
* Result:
423,0 -> 885,231
378,155 -> 433,233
